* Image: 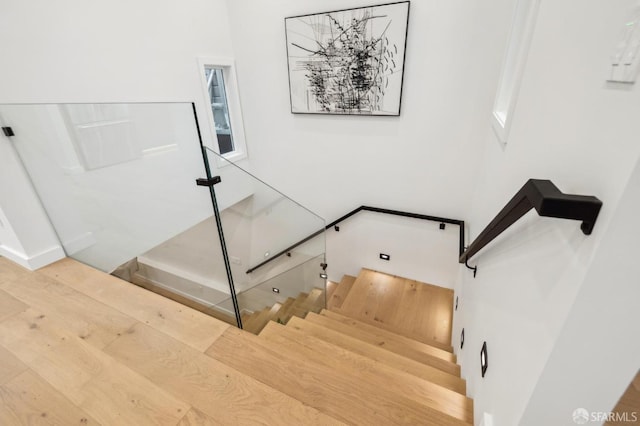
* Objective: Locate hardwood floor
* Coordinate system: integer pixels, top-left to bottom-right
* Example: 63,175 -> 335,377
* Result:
336,268 -> 454,349
0,256 -> 471,425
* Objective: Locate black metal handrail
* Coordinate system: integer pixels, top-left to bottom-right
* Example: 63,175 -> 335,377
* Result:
459,179 -> 602,269
246,205 -> 466,274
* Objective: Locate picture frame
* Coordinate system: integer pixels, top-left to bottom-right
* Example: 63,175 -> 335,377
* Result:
285,1 -> 410,116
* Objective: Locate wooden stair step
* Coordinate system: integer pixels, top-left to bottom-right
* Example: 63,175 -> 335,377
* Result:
283,293 -> 309,322
103,322 -> 341,425
286,316 -> 466,394
206,327 -> 471,425
260,321 -> 473,422
327,275 -> 356,310
340,268 -> 454,349
273,297 -> 296,324
331,305 -> 454,352
321,309 -> 455,362
305,312 -> 460,376
36,257 -> 229,352
291,287 -> 325,317
243,302 -> 282,334
325,281 -> 338,301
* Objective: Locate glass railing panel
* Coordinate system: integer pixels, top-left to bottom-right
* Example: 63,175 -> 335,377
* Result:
236,254 -> 327,334
204,147 -> 326,297
1,102 -> 238,327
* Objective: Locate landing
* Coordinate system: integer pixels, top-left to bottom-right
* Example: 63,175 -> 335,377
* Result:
329,269 -> 454,349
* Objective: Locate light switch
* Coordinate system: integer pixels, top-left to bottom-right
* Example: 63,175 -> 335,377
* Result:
609,9 -> 640,83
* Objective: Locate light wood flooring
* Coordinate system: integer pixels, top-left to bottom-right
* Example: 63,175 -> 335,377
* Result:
327,268 -> 454,349
0,256 -> 470,425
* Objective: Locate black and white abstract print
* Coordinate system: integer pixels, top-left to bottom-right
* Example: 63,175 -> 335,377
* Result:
285,2 -> 410,116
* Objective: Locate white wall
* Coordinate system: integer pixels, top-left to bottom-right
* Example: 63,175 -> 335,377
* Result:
326,211 -> 461,289
520,155 -> 640,426
0,0 -> 236,268
452,1 -> 640,424
225,0 -> 515,222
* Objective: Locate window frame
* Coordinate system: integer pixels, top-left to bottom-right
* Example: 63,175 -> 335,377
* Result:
197,56 -> 248,164
491,0 -> 541,144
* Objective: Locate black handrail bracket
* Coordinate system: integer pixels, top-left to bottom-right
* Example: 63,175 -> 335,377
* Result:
460,179 -> 602,269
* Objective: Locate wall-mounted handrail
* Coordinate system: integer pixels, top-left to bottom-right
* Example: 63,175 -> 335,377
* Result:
459,179 -> 602,267
246,205 -> 465,274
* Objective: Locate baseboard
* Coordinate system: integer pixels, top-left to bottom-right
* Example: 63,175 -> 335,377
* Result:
0,244 -> 65,270
62,232 -> 96,255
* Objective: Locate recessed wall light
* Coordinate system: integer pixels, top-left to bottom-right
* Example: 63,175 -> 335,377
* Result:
379,253 -> 390,261
455,296 -> 458,311
319,273 -> 328,279
480,341 -> 488,377
272,288 -> 280,293
461,328 -> 465,349
264,251 -> 270,258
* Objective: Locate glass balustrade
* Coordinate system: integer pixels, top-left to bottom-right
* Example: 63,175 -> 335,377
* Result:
1,102 -> 326,332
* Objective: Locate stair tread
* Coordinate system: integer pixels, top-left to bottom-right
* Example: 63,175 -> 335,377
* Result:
331,305 -> 454,352
260,321 -> 473,422
321,309 -> 455,362
327,275 -> 356,310
206,327 -> 471,425
286,316 -> 466,394
244,303 -> 282,334
325,281 -> 338,301
340,269 -> 454,348
102,321 -> 341,425
305,312 -> 460,376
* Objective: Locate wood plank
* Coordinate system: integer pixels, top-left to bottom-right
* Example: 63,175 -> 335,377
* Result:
325,281 -> 338,301
292,287 -> 325,317
244,302 -> 281,334
321,309 -> 455,362
391,276 -> 453,347
38,257 -> 229,351
27,331 -> 115,406
276,292 -> 308,323
0,288 -> 28,322
0,370 -> 99,425
177,408 -> 222,426
339,269 -> 385,319
332,306 -> 453,352
131,272 -> 238,327
0,257 -> 30,283
0,346 -> 28,385
260,321 -> 473,423
306,312 -> 460,376
79,361 -> 190,426
338,268 -> 454,348
0,309 -> 78,364
327,275 -> 356,310
105,322 -> 343,425
286,316 -> 466,394
272,297 -> 295,324
207,328 -> 470,425
0,272 -> 137,350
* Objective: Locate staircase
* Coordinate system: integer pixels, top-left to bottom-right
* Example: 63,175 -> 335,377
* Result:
0,257 -> 472,425
224,267 -> 472,424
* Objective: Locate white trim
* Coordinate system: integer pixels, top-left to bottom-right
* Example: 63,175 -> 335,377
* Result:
197,56 -> 248,166
62,231 -> 96,255
491,0 -> 541,144
0,244 -> 65,270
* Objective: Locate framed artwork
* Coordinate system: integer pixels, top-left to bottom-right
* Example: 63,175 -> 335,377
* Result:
285,1 -> 410,116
